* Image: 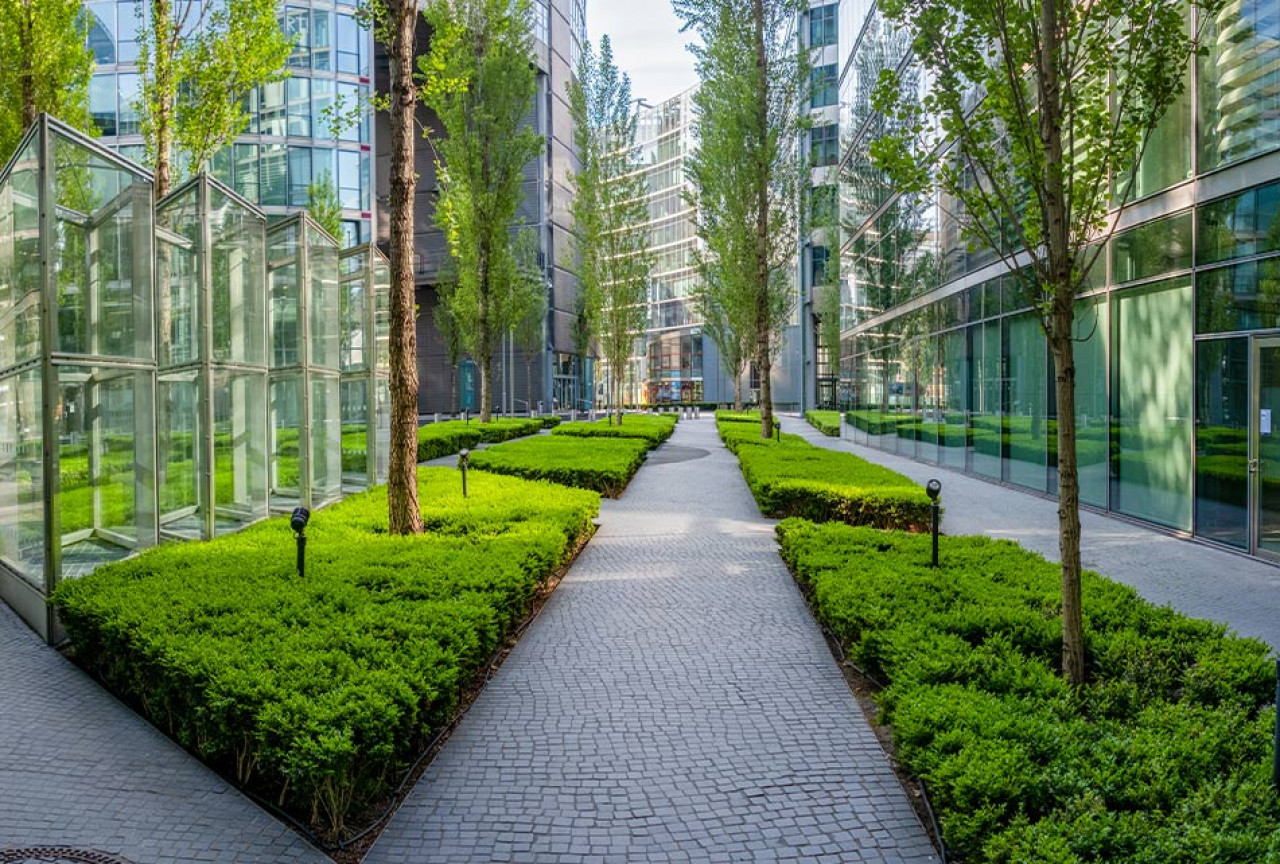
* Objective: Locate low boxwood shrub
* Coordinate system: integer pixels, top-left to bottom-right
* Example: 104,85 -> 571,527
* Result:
805,410 -> 841,437
777,519 -> 1280,863
53,468 -> 599,843
416,417 -> 546,462
551,414 -> 677,448
718,418 -> 931,531
715,409 -> 761,424
469,435 -> 650,497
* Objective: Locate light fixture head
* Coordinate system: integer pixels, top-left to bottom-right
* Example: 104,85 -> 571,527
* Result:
290,507 -> 311,533
926,479 -> 942,502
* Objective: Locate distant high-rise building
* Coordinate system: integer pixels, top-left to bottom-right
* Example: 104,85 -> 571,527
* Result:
83,0 -> 376,246
376,0 -> 589,417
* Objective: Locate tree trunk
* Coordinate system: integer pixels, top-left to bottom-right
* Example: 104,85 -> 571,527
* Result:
18,4 -> 35,128
386,0 -> 423,535
734,367 -> 743,412
478,301 -> 492,424
614,365 -> 624,426
451,364 -> 458,414
526,360 -> 533,416
1051,302 -> 1085,686
151,0 -> 174,198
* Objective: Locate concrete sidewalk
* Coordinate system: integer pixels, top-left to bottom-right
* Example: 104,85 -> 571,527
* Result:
366,418 -> 938,864
0,605 -> 329,864
782,416 -> 1280,650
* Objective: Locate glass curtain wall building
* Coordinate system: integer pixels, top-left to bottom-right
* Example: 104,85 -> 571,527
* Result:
83,0 -> 375,246
820,0 -> 1280,561
395,0 -> 589,416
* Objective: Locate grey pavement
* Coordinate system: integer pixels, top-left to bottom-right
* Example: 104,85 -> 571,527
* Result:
0,603 -> 330,864
366,418 -> 939,864
781,415 -> 1280,650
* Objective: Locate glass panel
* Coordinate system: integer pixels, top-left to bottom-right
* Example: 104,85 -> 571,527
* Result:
1258,344 -> 1280,556
312,9 -> 333,70
916,337 -> 940,463
341,377 -> 369,485
1199,0 -> 1280,172
1195,338 -> 1249,549
234,143 -> 260,203
90,74 -> 116,136
287,77 -> 311,137
375,377 -> 390,483
341,263 -> 367,372
1074,298 -> 1109,508
1129,64 -> 1191,199
213,369 -> 267,534
158,369 -> 202,537
311,373 -> 341,505
1197,258 -> 1280,334
0,139 -> 43,371
210,184 -> 267,366
940,329 -> 968,469
1112,211 -> 1193,284
270,253 -> 301,367
260,141 -> 287,206
270,373 -> 303,505
1006,313 -> 1047,491
971,319 -> 1002,478
56,365 -> 157,578
156,186 -> 200,367
308,225 -> 340,370
0,370 -> 44,587
1113,278 -> 1193,530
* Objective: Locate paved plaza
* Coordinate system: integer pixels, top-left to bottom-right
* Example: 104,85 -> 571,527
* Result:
365,418 -> 938,864
783,416 -> 1280,650
0,606 -> 329,864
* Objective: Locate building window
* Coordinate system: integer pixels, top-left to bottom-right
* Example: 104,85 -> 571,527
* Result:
811,64 -> 837,108
812,246 -> 831,286
809,3 -> 837,48
810,123 -> 838,167
287,77 -> 311,137
288,146 -> 312,207
335,13 -> 363,75
286,6 -> 310,68
260,81 -> 287,136
86,2 -> 116,64
90,74 -> 116,136
811,183 -> 838,228
260,141 -> 287,206
117,73 -> 141,135
312,10 -> 332,71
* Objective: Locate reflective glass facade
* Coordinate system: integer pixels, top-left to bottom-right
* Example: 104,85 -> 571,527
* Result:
0,118 -> 157,640
818,0 -> 1280,558
84,0 -> 374,246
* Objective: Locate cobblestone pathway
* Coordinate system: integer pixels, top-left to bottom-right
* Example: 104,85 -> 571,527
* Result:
366,418 -> 938,864
784,416 -> 1280,649
0,607 -> 328,864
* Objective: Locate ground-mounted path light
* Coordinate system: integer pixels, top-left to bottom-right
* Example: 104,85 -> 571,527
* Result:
926,479 -> 942,568
459,449 -> 471,498
291,507 -> 310,579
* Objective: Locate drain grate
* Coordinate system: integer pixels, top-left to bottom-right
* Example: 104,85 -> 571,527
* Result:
0,849 -> 135,864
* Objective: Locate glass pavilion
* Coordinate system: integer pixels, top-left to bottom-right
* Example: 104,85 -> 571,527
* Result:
339,244 -> 391,490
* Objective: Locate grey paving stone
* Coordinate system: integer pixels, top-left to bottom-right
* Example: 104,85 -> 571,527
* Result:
0,608 -> 330,864
784,415 -> 1280,650
365,418 -> 939,864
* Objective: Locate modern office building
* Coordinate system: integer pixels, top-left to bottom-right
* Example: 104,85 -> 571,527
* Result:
83,0 -> 376,246
379,0 -> 590,417
812,0 -> 1280,561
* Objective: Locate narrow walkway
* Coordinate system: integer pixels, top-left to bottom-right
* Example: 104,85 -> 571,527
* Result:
367,419 -> 938,864
0,605 -> 328,863
783,416 -> 1280,650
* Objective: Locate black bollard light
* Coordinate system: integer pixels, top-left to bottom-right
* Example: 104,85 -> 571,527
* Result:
926,480 -> 942,567
459,448 -> 470,498
290,507 -> 310,579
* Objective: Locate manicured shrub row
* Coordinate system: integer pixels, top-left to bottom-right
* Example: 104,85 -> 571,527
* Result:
717,418 -> 932,531
552,413 -> 677,447
715,409 -> 761,424
805,410 -> 841,437
53,468 -> 599,842
777,519 -> 1280,864
469,435 -> 650,498
416,416 -> 557,463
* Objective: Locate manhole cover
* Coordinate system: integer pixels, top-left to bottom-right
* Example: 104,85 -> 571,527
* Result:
1,849 -> 135,864
646,445 -> 710,466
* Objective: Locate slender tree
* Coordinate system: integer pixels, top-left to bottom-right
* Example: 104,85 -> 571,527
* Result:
676,0 -> 808,439
137,0 -> 289,197
424,0 -> 543,424
871,0 -> 1221,684
0,0 -> 94,156
569,37 -> 652,426
366,0 -> 427,534
306,169 -> 344,242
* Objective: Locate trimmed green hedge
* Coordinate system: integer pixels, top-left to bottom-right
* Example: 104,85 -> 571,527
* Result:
715,409 -> 761,424
717,418 -> 932,530
416,417 -> 553,462
805,410 -> 841,437
778,519 -> 1280,863
552,414 -> 677,448
53,468 -> 598,842
469,436 -> 650,498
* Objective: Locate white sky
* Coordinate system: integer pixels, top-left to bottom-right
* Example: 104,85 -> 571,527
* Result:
586,1 -> 699,105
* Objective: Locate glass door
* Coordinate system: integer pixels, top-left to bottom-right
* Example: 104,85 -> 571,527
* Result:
1252,338 -> 1280,560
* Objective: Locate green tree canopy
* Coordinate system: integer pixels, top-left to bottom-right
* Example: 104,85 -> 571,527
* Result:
0,0 -> 94,157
